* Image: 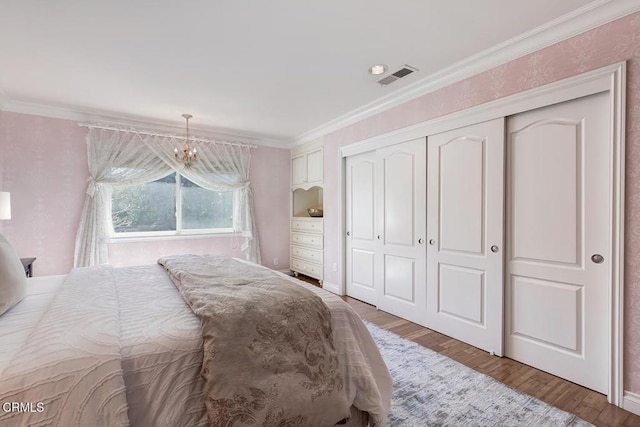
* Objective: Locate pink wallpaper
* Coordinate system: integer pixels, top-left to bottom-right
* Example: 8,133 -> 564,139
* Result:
322,12 -> 640,393
0,113 -> 291,275
0,112 -> 89,276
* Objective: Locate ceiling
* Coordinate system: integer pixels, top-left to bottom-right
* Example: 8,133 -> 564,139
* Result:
0,1 -> 629,146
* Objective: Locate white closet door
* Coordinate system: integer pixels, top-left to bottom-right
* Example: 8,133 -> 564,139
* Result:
375,138 -> 427,324
505,92 -> 610,393
426,118 -> 505,356
346,151 -> 377,305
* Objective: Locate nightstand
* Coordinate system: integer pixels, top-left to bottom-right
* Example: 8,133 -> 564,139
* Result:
20,257 -> 36,278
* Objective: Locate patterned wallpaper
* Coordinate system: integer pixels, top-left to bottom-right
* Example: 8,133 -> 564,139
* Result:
0,116 -> 291,276
0,112 -> 89,276
322,12 -> 640,393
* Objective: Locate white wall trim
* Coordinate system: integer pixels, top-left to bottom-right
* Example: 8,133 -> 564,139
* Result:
340,62 -> 623,158
0,89 -> 10,110
623,392 -> 640,416
610,59 -> 627,409
339,62 -> 626,406
296,0 -> 640,145
321,281 -> 342,296
0,98 -> 290,148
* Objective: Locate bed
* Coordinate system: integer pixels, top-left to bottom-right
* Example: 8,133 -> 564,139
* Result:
0,256 -> 392,427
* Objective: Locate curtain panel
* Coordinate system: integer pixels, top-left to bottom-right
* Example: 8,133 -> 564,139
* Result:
74,128 -> 261,267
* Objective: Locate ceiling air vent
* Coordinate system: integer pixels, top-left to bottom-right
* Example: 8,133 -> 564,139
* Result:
378,65 -> 418,86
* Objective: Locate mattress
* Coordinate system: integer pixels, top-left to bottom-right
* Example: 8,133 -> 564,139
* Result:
0,262 -> 391,426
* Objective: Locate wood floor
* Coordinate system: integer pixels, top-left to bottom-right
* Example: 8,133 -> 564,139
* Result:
291,273 -> 639,425
343,296 -> 640,427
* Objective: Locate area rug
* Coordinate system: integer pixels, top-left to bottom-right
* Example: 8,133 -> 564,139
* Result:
365,322 -> 592,427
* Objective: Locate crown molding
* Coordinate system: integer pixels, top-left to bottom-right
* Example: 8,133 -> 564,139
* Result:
0,89 -> 10,111
0,97 -> 292,149
294,0 -> 640,145
3,1 -> 637,149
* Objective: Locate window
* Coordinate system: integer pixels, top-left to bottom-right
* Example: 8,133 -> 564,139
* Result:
111,172 -> 234,237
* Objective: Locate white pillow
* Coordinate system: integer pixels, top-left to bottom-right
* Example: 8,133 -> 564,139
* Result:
0,233 -> 27,316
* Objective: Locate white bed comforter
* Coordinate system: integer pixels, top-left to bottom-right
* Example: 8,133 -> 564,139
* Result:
0,266 -> 130,427
0,262 -> 392,427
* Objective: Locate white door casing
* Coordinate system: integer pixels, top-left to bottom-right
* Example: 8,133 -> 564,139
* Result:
346,150 -> 377,305
505,92 -> 610,394
426,118 -> 505,356
375,138 -> 427,324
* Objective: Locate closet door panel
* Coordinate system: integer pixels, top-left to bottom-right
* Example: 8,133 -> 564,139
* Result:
383,152 -> 415,246
346,151 -> 377,305
426,118 -> 505,356
439,139 -> 484,254
383,255 -> 415,302
376,138 -> 427,324
351,159 -> 375,241
505,92 -> 610,393
511,121 -> 580,265
439,264 -> 484,324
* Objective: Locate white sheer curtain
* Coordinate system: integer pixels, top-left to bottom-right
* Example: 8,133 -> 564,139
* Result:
74,129 -> 172,267
141,134 -> 261,263
74,128 -> 261,267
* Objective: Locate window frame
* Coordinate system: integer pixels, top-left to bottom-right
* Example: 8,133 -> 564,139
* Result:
108,173 -> 235,240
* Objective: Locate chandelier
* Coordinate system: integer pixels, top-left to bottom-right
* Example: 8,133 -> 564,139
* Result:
174,113 -> 197,167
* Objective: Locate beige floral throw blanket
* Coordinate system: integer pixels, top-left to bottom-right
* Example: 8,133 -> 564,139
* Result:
157,255 -> 351,427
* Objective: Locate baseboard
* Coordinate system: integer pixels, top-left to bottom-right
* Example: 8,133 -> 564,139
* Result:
623,391 -> 640,416
322,281 -> 342,296
276,268 -> 293,275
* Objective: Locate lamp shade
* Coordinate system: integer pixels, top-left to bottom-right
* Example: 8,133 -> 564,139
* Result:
0,192 -> 11,220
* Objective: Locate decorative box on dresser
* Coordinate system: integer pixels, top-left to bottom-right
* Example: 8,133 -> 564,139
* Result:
290,138 -> 324,284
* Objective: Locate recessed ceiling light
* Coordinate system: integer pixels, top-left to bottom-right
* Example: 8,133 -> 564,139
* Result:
369,64 -> 388,75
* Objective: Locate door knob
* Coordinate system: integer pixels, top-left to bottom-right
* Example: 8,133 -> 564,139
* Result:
418,238 -> 424,244
429,239 -> 435,245
346,231 -> 350,236
491,245 -> 499,253
377,235 -> 382,240
591,254 -> 604,264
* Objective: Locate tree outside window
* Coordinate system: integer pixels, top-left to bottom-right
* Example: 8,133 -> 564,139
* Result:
111,172 -> 233,235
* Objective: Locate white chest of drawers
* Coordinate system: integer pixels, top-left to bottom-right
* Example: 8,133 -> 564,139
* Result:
290,217 -> 323,282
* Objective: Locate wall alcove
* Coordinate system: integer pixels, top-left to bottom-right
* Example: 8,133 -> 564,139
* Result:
292,186 -> 323,217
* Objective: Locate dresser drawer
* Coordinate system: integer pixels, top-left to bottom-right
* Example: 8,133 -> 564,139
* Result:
291,232 -> 323,249
290,246 -> 323,264
291,218 -> 323,234
291,258 -> 323,280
